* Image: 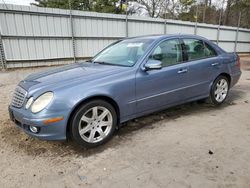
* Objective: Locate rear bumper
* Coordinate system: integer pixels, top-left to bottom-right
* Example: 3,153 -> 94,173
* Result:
9,105 -> 68,141
230,71 -> 241,88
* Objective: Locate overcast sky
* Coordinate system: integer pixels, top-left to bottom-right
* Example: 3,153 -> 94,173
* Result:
1,0 -> 35,6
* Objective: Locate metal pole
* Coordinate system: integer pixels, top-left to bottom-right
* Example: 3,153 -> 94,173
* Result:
125,0 -> 128,37
0,31 -> 6,69
69,0 -> 76,63
194,3 -> 198,35
234,11 -> 241,53
164,19 -> 167,34
217,0 -> 225,44
164,3 -> 167,34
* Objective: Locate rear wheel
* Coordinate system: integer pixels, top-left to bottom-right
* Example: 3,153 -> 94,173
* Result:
70,100 -> 117,148
209,75 -> 229,105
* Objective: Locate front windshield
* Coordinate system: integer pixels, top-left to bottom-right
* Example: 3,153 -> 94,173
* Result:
92,38 -> 154,67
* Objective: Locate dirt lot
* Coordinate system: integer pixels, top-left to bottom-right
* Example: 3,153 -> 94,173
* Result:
0,56 -> 250,188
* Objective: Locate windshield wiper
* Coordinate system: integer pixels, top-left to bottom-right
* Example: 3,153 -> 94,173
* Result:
85,59 -> 93,62
86,59 -> 112,65
94,61 -> 129,67
93,61 -> 116,66
89,60 -> 129,67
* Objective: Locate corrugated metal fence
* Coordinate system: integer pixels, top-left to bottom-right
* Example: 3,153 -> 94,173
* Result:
0,4 -> 250,68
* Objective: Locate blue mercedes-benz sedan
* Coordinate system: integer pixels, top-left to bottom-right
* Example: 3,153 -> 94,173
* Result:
9,34 -> 241,147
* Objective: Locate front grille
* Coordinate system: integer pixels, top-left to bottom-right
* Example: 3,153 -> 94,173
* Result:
11,86 -> 27,108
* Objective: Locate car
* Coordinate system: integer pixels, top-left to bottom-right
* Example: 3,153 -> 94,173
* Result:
9,34 -> 241,147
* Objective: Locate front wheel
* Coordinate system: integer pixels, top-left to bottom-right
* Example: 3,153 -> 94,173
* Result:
209,75 -> 229,105
70,100 -> 117,148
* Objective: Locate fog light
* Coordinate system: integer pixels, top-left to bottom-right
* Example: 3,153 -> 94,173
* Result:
29,126 -> 39,133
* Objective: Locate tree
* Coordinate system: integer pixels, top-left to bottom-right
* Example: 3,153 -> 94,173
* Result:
202,0 -> 208,22
135,0 -> 166,18
32,0 -> 250,28
223,0 -> 233,25
32,0 -> 124,13
177,0 -> 196,20
161,0 -> 182,19
92,0 -> 124,14
178,0 -> 221,24
32,0 -> 93,10
223,0 -> 250,28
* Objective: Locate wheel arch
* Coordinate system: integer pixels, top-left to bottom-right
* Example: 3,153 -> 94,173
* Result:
66,95 -> 120,139
208,72 -> 231,105
218,72 -> 231,85
209,72 -> 231,92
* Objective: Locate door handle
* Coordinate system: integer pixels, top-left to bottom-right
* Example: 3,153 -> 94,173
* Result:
211,62 -> 219,66
177,69 -> 188,74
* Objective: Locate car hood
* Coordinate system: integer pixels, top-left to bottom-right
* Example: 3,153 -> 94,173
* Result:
19,62 -> 130,93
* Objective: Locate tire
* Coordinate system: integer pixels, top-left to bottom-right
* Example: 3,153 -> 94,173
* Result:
209,75 -> 230,105
70,100 -> 117,148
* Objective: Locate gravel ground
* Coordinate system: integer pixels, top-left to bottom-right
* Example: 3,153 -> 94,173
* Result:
0,56 -> 250,188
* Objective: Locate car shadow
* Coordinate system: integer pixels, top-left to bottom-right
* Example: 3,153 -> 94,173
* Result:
0,88 -> 245,159
116,88 -> 245,136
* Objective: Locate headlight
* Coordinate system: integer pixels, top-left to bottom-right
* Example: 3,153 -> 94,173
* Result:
31,92 -> 54,113
25,97 -> 33,109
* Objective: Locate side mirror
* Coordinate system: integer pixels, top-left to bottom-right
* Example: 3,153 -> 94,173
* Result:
144,59 -> 162,71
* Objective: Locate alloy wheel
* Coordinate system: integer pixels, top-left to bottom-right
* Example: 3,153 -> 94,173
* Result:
214,78 -> 228,103
78,106 -> 113,143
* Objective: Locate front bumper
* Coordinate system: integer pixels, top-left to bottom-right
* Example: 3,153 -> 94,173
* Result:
8,105 -> 69,141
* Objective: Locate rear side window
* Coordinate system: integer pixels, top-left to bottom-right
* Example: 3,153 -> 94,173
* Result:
149,39 -> 182,67
183,39 -> 217,61
204,42 -> 217,57
183,39 -> 206,61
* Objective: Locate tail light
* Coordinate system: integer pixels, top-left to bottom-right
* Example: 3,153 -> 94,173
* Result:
236,56 -> 241,68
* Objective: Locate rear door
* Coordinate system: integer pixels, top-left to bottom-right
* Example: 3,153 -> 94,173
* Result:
181,38 -> 220,98
135,38 -> 190,113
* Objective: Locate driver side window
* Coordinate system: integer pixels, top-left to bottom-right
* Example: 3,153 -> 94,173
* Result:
149,39 -> 182,67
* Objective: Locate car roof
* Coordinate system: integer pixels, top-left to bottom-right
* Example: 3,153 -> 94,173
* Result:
125,34 -> 208,41
122,34 -> 225,55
